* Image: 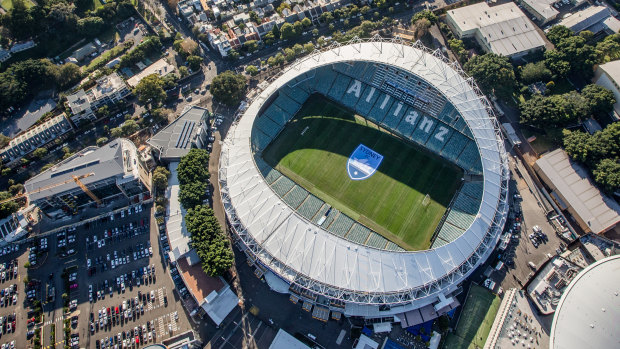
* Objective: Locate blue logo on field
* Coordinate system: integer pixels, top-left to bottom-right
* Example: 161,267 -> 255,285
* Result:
347,144 -> 384,180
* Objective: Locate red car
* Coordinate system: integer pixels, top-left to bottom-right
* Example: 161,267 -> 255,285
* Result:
135,336 -> 140,344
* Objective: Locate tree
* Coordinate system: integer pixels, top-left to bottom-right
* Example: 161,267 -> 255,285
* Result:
520,61 -> 552,84
595,33 -> 620,63
120,120 -> 139,136
243,40 -> 259,53
110,127 -> 123,138
303,42 -> 315,54
179,181 -> 207,209
8,184 -> 23,196
263,31 -> 276,45
280,22 -> 296,40
271,23 -> 281,40
276,2 -> 290,15
546,25 -> 573,46
301,17 -> 311,28
96,137 -> 108,147
134,74 -> 166,107
32,147 -> 48,159
249,11 -> 260,24
95,105 -> 110,119
77,16 -> 105,37
284,47 -> 295,62
312,28 -> 319,37
196,233 -> 234,276
544,49 -> 571,78
179,66 -> 189,78
448,39 -> 467,64
563,129 -> 592,164
0,135 -> 10,149
581,84 -> 616,118
177,148 -> 210,185
186,55 -> 202,71
413,18 -> 431,40
293,43 -> 303,56
0,192 -> 18,220
152,166 -> 170,194
520,93 -> 587,128
412,9 -> 437,24
464,53 -> 516,97
55,63 -> 82,89
186,205 -> 221,242
320,12 -> 334,24
209,71 -> 247,107
593,159 -> 620,192
293,21 -> 303,36
245,65 -> 259,76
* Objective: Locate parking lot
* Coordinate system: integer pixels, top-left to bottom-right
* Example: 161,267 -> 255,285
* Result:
0,246 -> 25,349
1,203 -> 194,349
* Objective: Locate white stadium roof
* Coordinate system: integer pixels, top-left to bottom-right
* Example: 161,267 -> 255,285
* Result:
549,255 -> 620,349
219,39 -> 509,310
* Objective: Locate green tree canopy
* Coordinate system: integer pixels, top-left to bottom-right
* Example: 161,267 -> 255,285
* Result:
280,22 -> 296,40
464,53 -> 515,97
186,55 -> 202,71
520,92 -> 588,128
0,192 -> 19,220
520,61 -> 552,84
32,147 -> 48,159
546,25 -> 573,46
134,74 -> 166,107
195,233 -> 234,276
245,65 -> 259,76
177,148 -> 210,185
152,166 -> 170,194
581,84 -> 616,119
178,181 -> 207,209
593,159 -> 620,192
412,10 -> 437,24
209,71 -> 247,107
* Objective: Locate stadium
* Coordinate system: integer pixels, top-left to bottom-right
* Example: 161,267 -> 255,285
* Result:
219,38 -> 510,321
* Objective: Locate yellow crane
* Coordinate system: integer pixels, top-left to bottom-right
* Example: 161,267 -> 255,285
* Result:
0,172 -> 101,206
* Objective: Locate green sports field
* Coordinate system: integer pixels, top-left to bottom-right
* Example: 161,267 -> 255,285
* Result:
443,284 -> 501,349
262,94 -> 462,251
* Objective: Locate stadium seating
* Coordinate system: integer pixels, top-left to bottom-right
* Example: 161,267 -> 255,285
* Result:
263,167 -> 282,185
355,86 -> 381,116
456,142 -> 483,173
367,94 -> 393,124
262,104 -> 290,127
327,214 -> 354,238
251,129 -> 272,151
440,132 -> 468,162
445,209 -> 476,230
437,103 -> 457,124
431,238 -> 448,248
350,62 -> 371,79
283,185 -> 310,209
297,195 -> 324,220
274,94 -> 302,116
394,107 -> 418,138
313,67 -> 337,95
327,74 -> 352,101
365,232 -> 390,249
312,204 -> 330,224
435,223 -> 465,246
452,192 -> 481,215
361,63 -> 378,84
340,80 -> 363,110
409,115 -> 437,145
271,176 -> 296,197
460,182 -> 483,200
385,241 -> 405,252
320,208 -> 340,228
281,85 -> 310,105
254,115 -> 282,138
424,122 -> 454,154
382,102 -> 406,130
345,224 -> 372,245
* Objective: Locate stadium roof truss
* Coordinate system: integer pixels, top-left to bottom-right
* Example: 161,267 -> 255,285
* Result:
219,37 -> 510,308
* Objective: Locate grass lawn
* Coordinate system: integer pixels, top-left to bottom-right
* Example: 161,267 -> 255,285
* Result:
263,94 -> 462,251
443,284 -> 501,349
521,128 -> 556,156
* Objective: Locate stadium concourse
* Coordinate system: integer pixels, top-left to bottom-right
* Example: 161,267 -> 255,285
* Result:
218,39 -> 510,321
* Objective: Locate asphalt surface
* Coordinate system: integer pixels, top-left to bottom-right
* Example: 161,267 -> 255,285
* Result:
1,203 -> 197,349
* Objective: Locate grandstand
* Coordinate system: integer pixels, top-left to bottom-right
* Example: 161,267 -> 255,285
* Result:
219,39 -> 509,320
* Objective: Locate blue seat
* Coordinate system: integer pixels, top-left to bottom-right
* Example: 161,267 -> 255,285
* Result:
274,94 -> 301,116
313,67 -> 337,95
367,93 -> 393,124
456,141 -> 482,173
340,79 -> 364,110
355,86 -> 381,117
409,114 -> 437,146
254,115 -> 282,138
461,182 -> 483,200
382,101 -> 406,129
327,74 -> 351,101
424,121 -> 454,154
250,129 -> 272,151
440,132 -> 468,162
395,107 -> 419,138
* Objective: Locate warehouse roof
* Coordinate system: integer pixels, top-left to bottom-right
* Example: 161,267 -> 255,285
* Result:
147,106 -> 209,161
521,0 -> 558,22
535,149 -> 620,234
598,60 -> 620,86
25,138 -> 137,202
447,2 -> 545,56
559,6 -> 612,33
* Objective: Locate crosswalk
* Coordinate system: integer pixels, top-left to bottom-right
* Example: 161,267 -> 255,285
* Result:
155,311 -> 178,338
43,340 -> 64,349
43,316 -> 65,326
158,288 -> 165,307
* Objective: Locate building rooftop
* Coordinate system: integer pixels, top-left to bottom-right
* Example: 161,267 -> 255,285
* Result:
165,162 -> 193,262
200,284 -> 239,326
527,256 -> 581,315
25,138 -> 139,202
559,6 -> 611,32
549,256 -> 620,349
598,60 -> 620,85
90,72 -> 128,100
269,329 -> 309,349
521,0 -> 558,21
126,58 -> 175,88
535,149 -> 620,234
447,2 -> 545,56
147,106 -> 209,161
66,90 -> 91,115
